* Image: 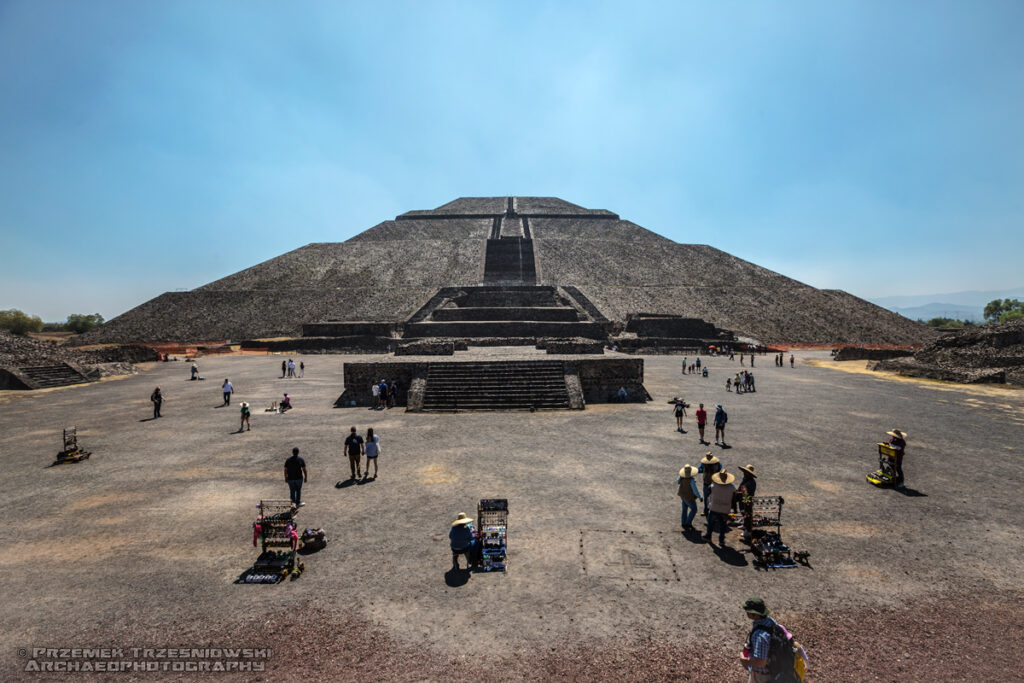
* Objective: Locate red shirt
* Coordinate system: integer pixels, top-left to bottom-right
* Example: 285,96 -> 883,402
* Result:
695,409 -> 707,425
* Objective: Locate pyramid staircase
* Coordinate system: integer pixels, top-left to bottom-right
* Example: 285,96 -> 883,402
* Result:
420,360 -> 571,411
17,364 -> 91,388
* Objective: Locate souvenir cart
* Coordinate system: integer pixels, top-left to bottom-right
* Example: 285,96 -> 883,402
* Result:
867,442 -> 898,487
248,500 -> 301,583
742,496 -> 798,569
476,499 -> 507,572
55,426 -> 91,465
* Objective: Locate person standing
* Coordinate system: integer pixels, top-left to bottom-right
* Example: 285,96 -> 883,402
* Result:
714,404 -> 728,446
190,362 -> 198,380
150,387 -> 163,419
222,378 -> 233,406
698,452 -> 721,516
371,382 -> 380,409
681,357 -> 687,374
695,357 -> 701,372
287,359 -> 296,378
390,380 -> 399,407
364,427 -> 381,479
695,403 -> 708,444
284,447 -> 307,508
673,399 -> 687,432
299,361 -> 304,378
280,360 -> 286,378
344,426 -> 364,480
239,402 -> 251,432
677,464 -> 702,530
705,469 -> 736,546
887,428 -> 908,489
449,512 -> 476,570
789,353 -> 795,368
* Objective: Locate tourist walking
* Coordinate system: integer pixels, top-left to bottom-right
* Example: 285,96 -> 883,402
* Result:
344,426 -> 364,480
150,387 -> 163,418
677,464 -> 702,530
364,427 -> 381,479
740,597 -> 808,683
704,469 -> 736,546
284,447 -> 307,507
673,399 -> 687,432
696,403 -> 708,444
886,428 -> 907,489
239,401 -> 251,431
714,404 -> 728,446
698,452 -> 721,516
222,378 -> 233,406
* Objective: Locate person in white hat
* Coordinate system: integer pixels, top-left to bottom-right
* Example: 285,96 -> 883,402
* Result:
449,513 -> 476,570
676,465 -> 702,530
886,428 -> 908,489
239,402 -> 251,432
704,470 -> 736,546
698,452 -> 721,517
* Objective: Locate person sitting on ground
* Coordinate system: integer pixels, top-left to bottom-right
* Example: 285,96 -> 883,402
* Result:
886,428 -> 907,489
702,367 -> 708,378
280,393 -> 292,412
449,512 -> 477,570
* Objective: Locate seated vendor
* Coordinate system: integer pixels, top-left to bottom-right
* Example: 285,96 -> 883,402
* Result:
280,394 -> 292,412
449,512 -> 476,570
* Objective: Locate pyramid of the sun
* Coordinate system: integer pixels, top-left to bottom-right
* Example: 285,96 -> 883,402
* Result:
80,196 -> 927,344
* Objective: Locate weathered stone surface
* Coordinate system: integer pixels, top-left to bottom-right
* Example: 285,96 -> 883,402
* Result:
834,347 -> 913,361
395,340 -> 454,356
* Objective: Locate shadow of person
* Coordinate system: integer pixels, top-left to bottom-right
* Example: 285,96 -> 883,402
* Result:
681,527 -> 706,544
711,542 -> 749,567
895,487 -> 927,497
335,479 -> 356,489
444,567 -> 470,587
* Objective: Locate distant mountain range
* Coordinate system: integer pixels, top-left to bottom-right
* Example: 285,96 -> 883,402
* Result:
868,287 -> 1024,322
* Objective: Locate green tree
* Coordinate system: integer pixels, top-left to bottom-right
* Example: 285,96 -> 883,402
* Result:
924,317 -> 966,329
983,298 -> 1024,323
65,313 -> 105,334
0,309 -> 44,334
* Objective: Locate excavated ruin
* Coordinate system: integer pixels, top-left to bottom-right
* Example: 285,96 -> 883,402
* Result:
75,196 -> 932,346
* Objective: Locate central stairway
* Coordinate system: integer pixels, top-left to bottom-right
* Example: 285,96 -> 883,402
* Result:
421,360 -> 570,411
17,364 -> 91,388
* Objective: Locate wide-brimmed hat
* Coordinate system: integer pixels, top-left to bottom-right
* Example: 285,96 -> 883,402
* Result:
240,401 -> 249,408
739,464 -> 757,478
886,429 -> 907,439
679,464 -> 697,479
712,470 -> 735,485
714,404 -> 723,409
450,512 -> 473,527
741,597 -> 769,616
700,452 -> 719,466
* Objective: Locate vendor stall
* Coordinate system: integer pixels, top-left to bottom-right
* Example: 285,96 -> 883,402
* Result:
477,499 -> 508,572
248,499 -> 301,583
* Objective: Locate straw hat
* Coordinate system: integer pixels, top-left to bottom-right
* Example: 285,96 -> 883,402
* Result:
450,512 -> 473,527
739,464 -> 757,478
678,464 -> 697,479
711,470 -> 735,485
240,401 -> 249,408
700,452 -> 719,466
886,429 -> 907,439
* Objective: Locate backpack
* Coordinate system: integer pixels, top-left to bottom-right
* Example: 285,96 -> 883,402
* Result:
750,620 -> 801,682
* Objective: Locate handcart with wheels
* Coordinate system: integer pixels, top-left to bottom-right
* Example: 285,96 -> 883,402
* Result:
248,500 -> 302,583
54,426 -> 91,465
477,499 -> 508,572
741,496 -> 798,569
867,442 -> 898,487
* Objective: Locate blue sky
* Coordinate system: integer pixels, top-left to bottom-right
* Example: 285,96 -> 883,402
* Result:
1,1 -> 1022,321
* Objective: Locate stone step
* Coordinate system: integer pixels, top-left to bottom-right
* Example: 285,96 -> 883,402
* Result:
431,306 -> 580,322
421,359 -> 570,411
404,320 -> 606,339
18,364 -> 91,388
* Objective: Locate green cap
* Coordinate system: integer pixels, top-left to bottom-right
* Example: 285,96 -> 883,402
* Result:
741,597 -> 769,616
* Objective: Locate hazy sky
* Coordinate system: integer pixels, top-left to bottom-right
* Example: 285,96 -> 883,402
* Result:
2,1 -> 1022,321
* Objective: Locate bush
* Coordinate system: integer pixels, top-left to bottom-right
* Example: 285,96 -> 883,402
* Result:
65,313 -> 105,334
924,317 -> 968,329
0,309 -> 44,335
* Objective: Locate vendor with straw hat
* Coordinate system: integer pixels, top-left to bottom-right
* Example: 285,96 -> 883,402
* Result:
449,512 -> 477,570
676,465 -> 702,530
698,452 -> 721,517
733,464 -> 757,512
886,428 -> 908,489
704,469 -> 736,546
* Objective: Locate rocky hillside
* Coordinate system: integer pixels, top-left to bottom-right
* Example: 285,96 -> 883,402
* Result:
876,319 -> 1024,384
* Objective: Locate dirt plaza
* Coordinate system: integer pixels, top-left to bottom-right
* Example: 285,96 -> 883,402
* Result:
1,350 -> 1022,681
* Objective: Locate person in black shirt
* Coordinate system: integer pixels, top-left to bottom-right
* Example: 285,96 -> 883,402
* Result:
150,387 -> 162,418
344,426 -> 364,480
284,447 -> 307,507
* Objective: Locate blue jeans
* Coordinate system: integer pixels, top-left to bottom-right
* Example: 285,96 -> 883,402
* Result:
702,484 -> 712,515
681,499 -> 697,527
287,479 -> 303,506
705,511 -> 728,543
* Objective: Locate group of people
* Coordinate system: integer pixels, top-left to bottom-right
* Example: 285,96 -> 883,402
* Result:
774,353 -> 794,367
281,425 -> 385,509
671,401 -> 728,445
728,370 -> 755,393
677,452 -> 757,544
371,378 -> 400,409
281,358 -> 304,378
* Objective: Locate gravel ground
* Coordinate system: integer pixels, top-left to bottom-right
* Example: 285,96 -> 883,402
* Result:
1,350 -> 1021,681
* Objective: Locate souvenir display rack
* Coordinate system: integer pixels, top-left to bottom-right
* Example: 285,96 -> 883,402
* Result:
249,500 -> 297,583
477,499 -> 507,572
55,426 -> 91,464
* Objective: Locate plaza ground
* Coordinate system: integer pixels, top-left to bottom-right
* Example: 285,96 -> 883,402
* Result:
1,350 -> 1021,681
